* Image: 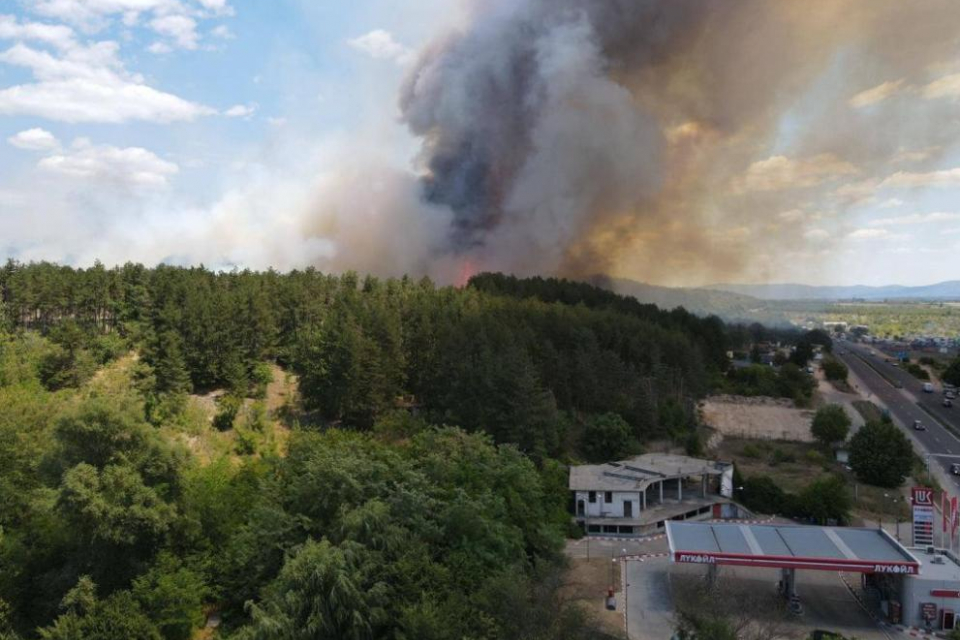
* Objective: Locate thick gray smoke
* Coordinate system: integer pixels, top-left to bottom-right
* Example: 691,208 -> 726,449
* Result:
398,0 -> 960,284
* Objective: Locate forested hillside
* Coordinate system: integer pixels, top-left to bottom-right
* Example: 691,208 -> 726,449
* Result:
0,261 -> 729,640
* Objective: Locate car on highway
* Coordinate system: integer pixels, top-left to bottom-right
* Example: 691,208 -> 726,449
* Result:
945,399 -> 954,408
952,463 -> 960,476
913,420 -> 926,430
894,380 -> 904,389
948,391 -> 957,400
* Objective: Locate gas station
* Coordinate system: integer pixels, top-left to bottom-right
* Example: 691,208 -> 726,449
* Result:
665,486 -> 960,632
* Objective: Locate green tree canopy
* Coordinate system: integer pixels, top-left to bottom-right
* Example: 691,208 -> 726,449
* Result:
811,404 -> 851,448
944,358 -> 960,387
799,475 -> 851,524
849,421 -> 914,488
579,413 -> 634,463
822,357 -> 848,382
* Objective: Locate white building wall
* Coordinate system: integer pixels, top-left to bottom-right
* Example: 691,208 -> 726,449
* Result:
575,491 -> 642,518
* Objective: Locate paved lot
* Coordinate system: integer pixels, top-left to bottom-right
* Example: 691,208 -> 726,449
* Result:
624,558 -> 893,640
625,558 -> 675,640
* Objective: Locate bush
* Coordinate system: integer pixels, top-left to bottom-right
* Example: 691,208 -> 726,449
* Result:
798,474 -> 851,524
738,475 -> 788,514
906,363 -> 930,381
234,427 -> 258,455
849,421 -> 914,488
213,394 -> 242,432
945,358 -> 960,387
685,431 -> 703,456
811,404 -> 851,448
822,357 -> 848,382
770,448 -> 796,465
90,332 -> 129,365
251,363 -> 274,400
805,449 -> 825,465
741,444 -> 761,459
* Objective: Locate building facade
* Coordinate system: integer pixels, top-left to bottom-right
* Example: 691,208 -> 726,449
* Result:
569,454 -> 735,536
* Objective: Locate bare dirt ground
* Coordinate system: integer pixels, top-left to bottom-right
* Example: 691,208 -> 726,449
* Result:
700,395 -> 815,443
561,558 -> 624,638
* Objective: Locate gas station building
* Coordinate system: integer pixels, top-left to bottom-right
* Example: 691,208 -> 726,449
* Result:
666,521 -> 960,631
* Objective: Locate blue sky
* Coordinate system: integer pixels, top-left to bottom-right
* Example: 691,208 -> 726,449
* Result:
0,0 -> 456,272
1,1 -> 959,287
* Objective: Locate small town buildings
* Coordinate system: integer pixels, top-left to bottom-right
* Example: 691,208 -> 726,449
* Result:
569,454 -> 736,537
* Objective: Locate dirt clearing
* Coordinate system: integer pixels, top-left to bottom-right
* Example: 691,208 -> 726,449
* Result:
700,395 -> 814,442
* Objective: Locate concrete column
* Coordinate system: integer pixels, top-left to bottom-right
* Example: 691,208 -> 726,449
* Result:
659,481 -> 664,503
678,477 -> 683,502
702,475 -> 707,498
642,488 -> 647,511
780,568 -> 796,598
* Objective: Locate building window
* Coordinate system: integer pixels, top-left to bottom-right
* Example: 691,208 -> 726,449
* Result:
588,491 -> 596,503
604,491 -> 612,504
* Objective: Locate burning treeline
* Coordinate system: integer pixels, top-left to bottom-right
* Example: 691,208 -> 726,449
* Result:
392,0 -> 960,286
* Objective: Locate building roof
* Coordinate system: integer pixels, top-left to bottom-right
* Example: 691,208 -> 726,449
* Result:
569,454 -> 728,492
667,521 -> 920,574
909,547 -> 960,582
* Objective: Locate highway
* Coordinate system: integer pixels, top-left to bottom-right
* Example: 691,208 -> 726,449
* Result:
834,340 -> 960,491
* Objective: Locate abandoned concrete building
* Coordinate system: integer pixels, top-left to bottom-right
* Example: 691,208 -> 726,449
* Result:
569,453 -> 736,536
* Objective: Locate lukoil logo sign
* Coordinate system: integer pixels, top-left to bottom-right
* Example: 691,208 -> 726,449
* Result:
678,554 -> 716,564
874,564 -> 916,574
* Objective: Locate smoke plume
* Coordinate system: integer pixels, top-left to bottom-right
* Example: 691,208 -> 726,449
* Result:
396,0 -> 960,285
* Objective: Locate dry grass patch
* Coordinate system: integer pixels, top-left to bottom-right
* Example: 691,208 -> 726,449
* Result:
701,396 -> 815,443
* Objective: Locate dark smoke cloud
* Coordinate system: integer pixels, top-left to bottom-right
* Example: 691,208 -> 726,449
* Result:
398,0 -> 960,285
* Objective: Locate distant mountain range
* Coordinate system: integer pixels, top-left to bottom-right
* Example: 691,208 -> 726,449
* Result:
586,277 -> 960,327
588,276 -> 790,324
705,281 -> 960,301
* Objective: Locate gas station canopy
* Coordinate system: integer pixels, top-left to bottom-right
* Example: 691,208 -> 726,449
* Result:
666,521 -> 921,575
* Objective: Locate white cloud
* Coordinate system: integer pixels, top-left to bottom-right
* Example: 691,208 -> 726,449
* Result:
8,127 -> 60,151
150,14 -> 198,50
210,24 -> 233,39
804,228 -> 830,240
890,147 -> 937,165
267,116 -> 286,126
880,168 -> 960,189
31,0 -> 178,28
923,73 -> 960,100
38,138 -> 179,187
147,41 -> 172,54
0,14 -> 75,49
778,209 -> 806,223
0,41 -> 215,122
224,103 -> 257,118
849,79 -> 905,108
347,29 -> 413,65
734,154 -> 857,193
848,228 -> 901,240
879,198 -> 903,208
868,212 -> 960,226
195,0 -> 233,15
27,1 -> 232,51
